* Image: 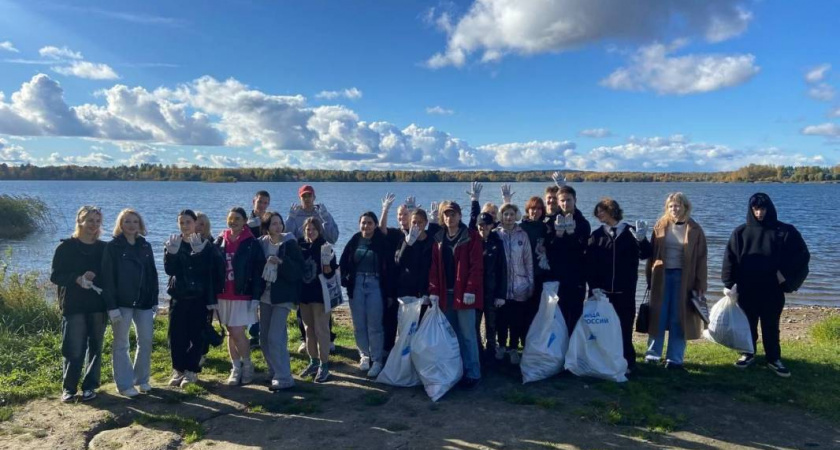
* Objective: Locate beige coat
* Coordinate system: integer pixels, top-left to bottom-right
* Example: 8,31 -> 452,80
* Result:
645,218 -> 708,340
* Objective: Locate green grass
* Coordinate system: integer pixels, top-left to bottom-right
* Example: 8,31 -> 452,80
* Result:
0,406 -> 12,422
811,315 -> 840,344
133,411 -> 205,444
0,195 -> 52,239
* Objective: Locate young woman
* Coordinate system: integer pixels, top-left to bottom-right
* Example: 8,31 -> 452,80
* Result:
475,212 -> 508,364
101,209 -> 158,398
297,217 -> 338,383
428,201 -> 484,389
494,203 -> 534,365
51,206 -> 107,402
257,212 -> 304,391
214,207 -> 265,386
194,211 -> 225,368
585,198 -> 652,373
519,196 -> 552,337
394,209 -> 434,299
340,211 -> 394,378
644,193 -> 708,369
164,209 -> 218,387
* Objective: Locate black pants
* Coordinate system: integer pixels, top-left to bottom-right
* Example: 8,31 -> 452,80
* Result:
559,283 -> 586,336
739,288 -> 785,362
497,300 -> 528,350
475,301 -> 498,354
606,291 -> 637,369
296,308 -> 336,343
169,297 -> 207,373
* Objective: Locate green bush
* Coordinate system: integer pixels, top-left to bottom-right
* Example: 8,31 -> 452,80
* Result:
0,195 -> 51,239
811,316 -> 840,344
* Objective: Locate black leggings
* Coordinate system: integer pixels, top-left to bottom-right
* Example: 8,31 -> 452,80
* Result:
496,300 -> 528,350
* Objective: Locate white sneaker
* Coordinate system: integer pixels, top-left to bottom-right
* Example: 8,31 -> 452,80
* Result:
297,341 -> 307,353
226,367 -> 241,386
644,355 -> 661,364
359,356 -> 371,371
367,361 -> 383,378
169,370 -> 185,387
180,371 -> 198,388
495,346 -> 506,361
119,387 -> 139,398
241,361 -> 254,385
269,379 -> 295,391
137,383 -> 152,393
509,350 -> 520,365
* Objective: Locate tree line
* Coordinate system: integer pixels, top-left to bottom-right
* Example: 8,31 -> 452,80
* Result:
1,163 -> 838,183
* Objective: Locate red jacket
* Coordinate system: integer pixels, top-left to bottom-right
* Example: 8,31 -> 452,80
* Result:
429,224 -> 484,310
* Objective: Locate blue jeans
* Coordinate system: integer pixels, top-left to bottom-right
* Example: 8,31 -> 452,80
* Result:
445,291 -> 481,380
62,312 -> 106,393
350,273 -> 384,362
260,302 -> 293,383
111,307 -> 155,392
646,269 -> 686,364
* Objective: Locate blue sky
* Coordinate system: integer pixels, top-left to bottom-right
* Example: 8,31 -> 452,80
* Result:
0,0 -> 838,172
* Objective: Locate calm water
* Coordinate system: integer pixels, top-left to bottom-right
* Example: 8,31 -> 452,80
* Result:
1,181 -> 836,306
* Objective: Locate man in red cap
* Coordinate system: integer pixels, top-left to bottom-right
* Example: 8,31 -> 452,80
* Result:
285,185 -> 339,244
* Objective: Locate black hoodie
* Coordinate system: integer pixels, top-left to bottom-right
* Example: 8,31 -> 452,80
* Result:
721,193 -> 810,295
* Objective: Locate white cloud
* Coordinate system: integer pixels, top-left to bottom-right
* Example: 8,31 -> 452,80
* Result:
601,42 -> 759,95
479,141 -> 577,169
52,61 -> 119,80
805,64 -> 831,83
801,123 -> 840,137
808,83 -> 835,102
0,41 -> 19,53
314,87 -> 363,100
578,128 -> 612,138
426,106 -> 454,115
124,150 -> 161,165
0,138 -> 33,164
830,107 -> 840,118
47,151 -> 115,165
426,0 -> 752,68
39,46 -> 83,60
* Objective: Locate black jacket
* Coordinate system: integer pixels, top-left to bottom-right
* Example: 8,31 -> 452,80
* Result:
586,224 -> 652,295
214,233 -> 265,299
164,240 -> 218,306
50,238 -> 107,316
340,229 -> 395,300
546,208 -> 591,287
722,193 -> 810,295
298,237 -> 338,305
101,234 -> 159,310
482,231 -> 508,302
394,235 -> 434,298
520,217 -> 552,279
254,237 -> 304,305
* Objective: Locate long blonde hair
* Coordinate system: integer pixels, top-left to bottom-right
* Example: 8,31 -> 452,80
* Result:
72,206 -> 102,239
112,208 -> 148,237
656,192 -> 692,230
195,211 -> 213,240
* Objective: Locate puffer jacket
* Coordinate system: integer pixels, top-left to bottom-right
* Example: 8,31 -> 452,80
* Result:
101,234 -> 159,310
164,239 -> 217,306
496,225 -> 534,302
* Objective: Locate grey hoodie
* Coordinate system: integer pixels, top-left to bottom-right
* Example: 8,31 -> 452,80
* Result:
285,205 -> 339,244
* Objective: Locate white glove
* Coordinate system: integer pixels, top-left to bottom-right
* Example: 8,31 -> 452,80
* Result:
289,202 -> 302,216
429,202 -> 439,223
315,203 -> 330,220
206,304 -> 218,311
320,242 -> 335,265
463,293 -> 476,306
405,224 -> 421,246
633,220 -> 649,242
551,171 -> 566,187
724,284 -> 739,302
108,309 -> 122,325
85,280 -> 103,295
165,234 -> 182,255
562,214 -> 576,235
188,233 -> 206,253
535,241 -> 550,271
501,184 -> 515,204
494,298 -> 505,308
262,263 -> 277,283
466,181 -> 483,202
428,295 -> 439,306
381,192 -> 396,211
404,196 -> 417,211
554,215 -> 566,236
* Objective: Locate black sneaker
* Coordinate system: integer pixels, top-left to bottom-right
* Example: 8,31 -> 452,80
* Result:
60,390 -> 75,403
734,354 -> 755,369
81,390 -> 97,402
767,360 -> 791,378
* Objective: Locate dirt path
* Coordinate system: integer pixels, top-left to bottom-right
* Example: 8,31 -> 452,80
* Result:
1,306 -> 838,450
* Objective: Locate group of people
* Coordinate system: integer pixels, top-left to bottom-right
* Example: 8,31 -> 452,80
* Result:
52,176 -> 810,403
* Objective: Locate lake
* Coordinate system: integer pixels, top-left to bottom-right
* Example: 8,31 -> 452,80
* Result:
1,180 -> 836,306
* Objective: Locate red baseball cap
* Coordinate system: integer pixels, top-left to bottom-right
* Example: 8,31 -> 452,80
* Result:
298,185 -> 315,197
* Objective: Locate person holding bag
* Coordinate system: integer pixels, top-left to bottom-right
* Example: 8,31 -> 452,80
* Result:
297,217 -> 338,383
643,193 -> 708,370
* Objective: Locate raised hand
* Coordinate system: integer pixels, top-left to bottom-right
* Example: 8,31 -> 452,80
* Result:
551,171 -> 566,187
633,220 -> 649,242
404,196 -> 417,211
187,233 -> 206,253
466,181 -> 483,202
381,193 -> 396,210
501,184 -> 515,204
165,234 -> 182,254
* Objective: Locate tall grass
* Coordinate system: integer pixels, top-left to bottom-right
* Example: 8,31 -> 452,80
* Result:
0,194 -> 52,239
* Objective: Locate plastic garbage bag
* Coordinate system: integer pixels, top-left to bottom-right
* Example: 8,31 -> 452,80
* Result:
702,285 -> 754,354
521,282 -> 568,383
410,300 -> 463,401
376,297 -> 423,387
564,289 -> 628,382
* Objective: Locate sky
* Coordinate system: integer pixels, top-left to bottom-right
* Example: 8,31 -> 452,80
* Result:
0,0 -> 838,172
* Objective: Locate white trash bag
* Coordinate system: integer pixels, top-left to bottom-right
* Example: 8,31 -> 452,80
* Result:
564,288 -> 628,382
702,285 -> 754,354
410,300 -> 463,402
376,296 -> 423,387
521,281 -> 569,384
